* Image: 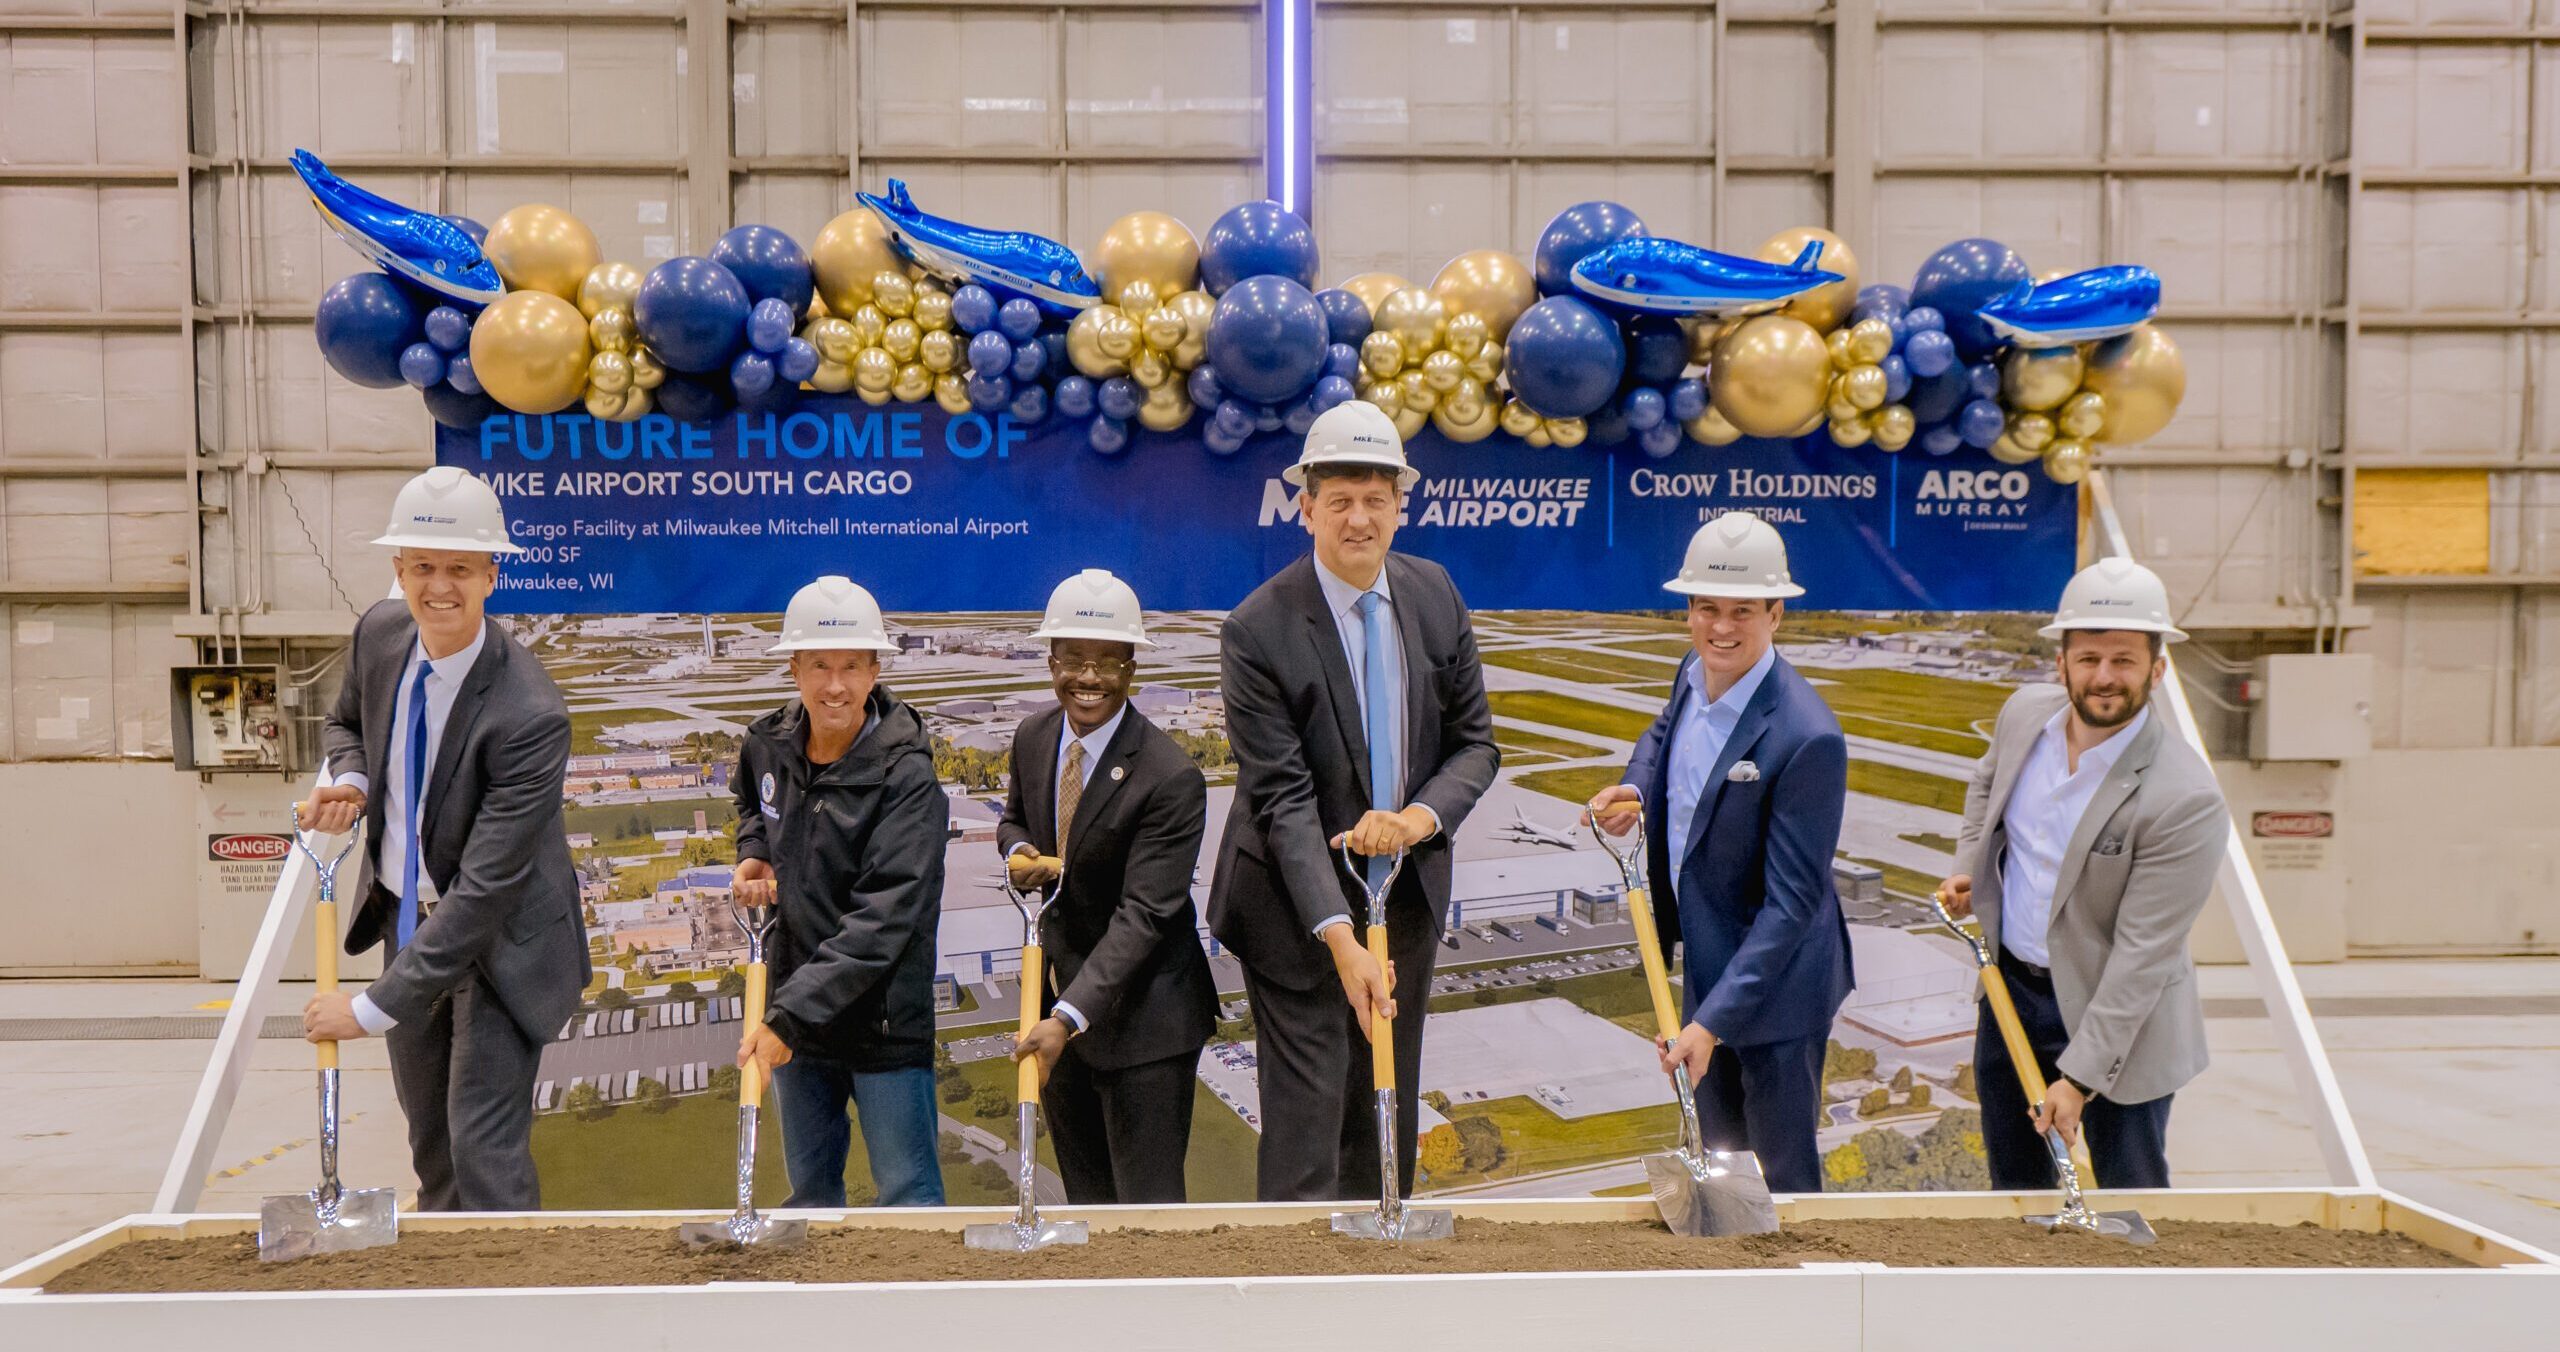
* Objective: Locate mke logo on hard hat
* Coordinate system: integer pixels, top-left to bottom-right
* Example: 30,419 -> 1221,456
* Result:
1073,608 -> 1110,619
411,513 -> 458,525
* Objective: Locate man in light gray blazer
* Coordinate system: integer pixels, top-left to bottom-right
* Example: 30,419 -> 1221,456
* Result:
1938,558 -> 2228,1189
298,467 -> 588,1211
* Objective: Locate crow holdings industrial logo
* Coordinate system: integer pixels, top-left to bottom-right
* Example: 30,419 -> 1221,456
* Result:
1257,475 -> 1593,528
207,833 -> 293,862
1626,467 -> 1879,523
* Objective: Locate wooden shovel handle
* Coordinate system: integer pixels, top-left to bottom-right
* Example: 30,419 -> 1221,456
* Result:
740,960 -> 770,1108
1366,922 -> 1396,1092
1980,963 -> 2101,1180
1621,885 -> 1683,1044
1017,942 -> 1045,1105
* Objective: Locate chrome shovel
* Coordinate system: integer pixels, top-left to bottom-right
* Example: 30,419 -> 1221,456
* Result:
1328,843 -> 1454,1243
965,855 -> 1089,1253
677,901 -> 807,1252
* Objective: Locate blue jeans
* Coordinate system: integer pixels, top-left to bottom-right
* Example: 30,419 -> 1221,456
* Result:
770,1055 -> 945,1207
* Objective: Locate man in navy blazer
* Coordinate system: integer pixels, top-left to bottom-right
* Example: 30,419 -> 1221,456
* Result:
1589,514 -> 1854,1193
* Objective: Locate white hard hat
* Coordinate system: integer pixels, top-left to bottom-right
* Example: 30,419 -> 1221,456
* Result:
1284,399 -> 1418,490
1028,568 -> 1156,648
1665,514 -> 1804,599
2041,557 -> 2187,642
768,576 -> 900,654
372,466 -> 524,553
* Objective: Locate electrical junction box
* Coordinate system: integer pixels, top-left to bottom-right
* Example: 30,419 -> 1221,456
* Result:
171,665 -> 288,772
2249,654 -> 2373,761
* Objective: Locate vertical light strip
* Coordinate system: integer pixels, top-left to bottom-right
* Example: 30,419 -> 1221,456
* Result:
1267,0 -> 1312,215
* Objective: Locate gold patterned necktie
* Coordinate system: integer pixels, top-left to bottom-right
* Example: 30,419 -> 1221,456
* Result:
1058,739 -> 1086,860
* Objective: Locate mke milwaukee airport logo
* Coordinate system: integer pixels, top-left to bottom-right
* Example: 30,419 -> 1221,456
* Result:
1258,476 -> 1591,528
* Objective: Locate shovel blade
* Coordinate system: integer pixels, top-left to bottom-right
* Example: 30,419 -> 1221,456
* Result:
2025,1209 -> 2158,1246
1644,1148 -> 1779,1237
258,1186 -> 398,1263
1329,1206 -> 1455,1242
675,1215 -> 809,1253
963,1219 -> 1090,1253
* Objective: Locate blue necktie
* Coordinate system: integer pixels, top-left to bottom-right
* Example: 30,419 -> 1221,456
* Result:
1355,591 -> 1395,892
398,658 -> 434,948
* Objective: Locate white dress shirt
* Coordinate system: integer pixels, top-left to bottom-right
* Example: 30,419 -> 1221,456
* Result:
331,624 -> 488,1035
1665,645 -> 1776,866
1007,702 -> 1126,1034
1308,559 -> 1440,938
1997,704 -> 2150,967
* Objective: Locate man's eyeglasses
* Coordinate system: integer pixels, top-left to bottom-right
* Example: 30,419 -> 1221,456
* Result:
1048,656 -> 1134,680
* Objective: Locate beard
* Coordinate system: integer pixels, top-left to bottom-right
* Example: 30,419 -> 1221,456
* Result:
2066,666 -> 2153,729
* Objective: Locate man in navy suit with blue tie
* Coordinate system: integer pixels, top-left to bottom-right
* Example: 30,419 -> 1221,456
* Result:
1589,514 -> 1854,1194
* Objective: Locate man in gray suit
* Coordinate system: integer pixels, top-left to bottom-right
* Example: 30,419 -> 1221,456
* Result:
297,466 -> 588,1211
1938,557 -> 2227,1190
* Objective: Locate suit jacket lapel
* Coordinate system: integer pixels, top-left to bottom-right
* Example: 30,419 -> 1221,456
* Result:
1389,554 -> 1430,797
1022,707 -> 1061,855
2049,712 -> 2161,917
1062,709 -> 1142,867
365,612 -> 416,834
421,620 -> 504,830
1296,561 -> 1372,781
1978,688 -> 2060,871
1683,680 -> 1776,872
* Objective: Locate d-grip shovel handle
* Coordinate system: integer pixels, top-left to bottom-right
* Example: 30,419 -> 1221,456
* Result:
1585,809 -> 1679,1043
1337,842 -> 1407,1092
292,803 -> 359,1073
1930,894 -> 2096,1179
1003,855 -> 1065,1105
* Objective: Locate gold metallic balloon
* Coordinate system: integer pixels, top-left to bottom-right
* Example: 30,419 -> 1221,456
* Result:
1392,406 -> 1429,440
806,294 -> 832,320
1067,305 -> 1136,378
469,290 -> 591,414
1841,363 -> 1888,412
629,344 -> 665,390
1758,226 -> 1858,332
1684,317 -> 1719,367
934,372 -> 971,415
919,328 -> 958,374
1093,211 -> 1200,306
1711,315 -> 1831,438
849,305 -> 887,348
584,386 -> 628,421
1827,328 -> 1857,371
1365,380 -> 1406,417
588,307 -> 635,355
1684,405 -> 1743,447
1988,432 -> 2042,466
2000,344 -> 2085,413
1166,289 -> 1217,369
1397,368 -> 1438,414
853,346 -> 896,394
1433,398 -> 1499,444
1467,340 -> 1503,384
1117,279 -> 1162,319
1130,349 -> 1171,390
1375,289 -> 1447,357
587,349 -> 633,396
1827,389 -> 1864,425
813,208 -> 904,315
1421,349 -> 1464,394
2043,439 -> 2092,484
871,271 -> 915,319
2057,390 -> 2107,440
1870,404 -> 1916,452
1429,249 -> 1538,341
1500,398 -> 1543,439
810,360 -> 853,394
1138,380 -> 1192,432
1140,304 -> 1186,353
1444,375 -> 1489,425
1829,415 -> 1873,448
858,385 -> 892,407
578,262 -> 643,319
1846,318 -> 1894,367
1339,272 -> 1411,315
609,387 -> 651,422
809,316 -> 860,365
2083,324 -> 2184,443
1786,409 -> 1827,438
893,362 -> 933,403
1547,417 -> 1587,449
1360,332 -> 1406,380
912,287 -> 953,332
1444,311 -> 1491,361
483,204 -> 600,301
2009,411 -> 2056,454
881,318 -> 922,364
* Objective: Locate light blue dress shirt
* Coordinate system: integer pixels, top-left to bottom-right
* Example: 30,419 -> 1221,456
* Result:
1666,644 -> 1776,866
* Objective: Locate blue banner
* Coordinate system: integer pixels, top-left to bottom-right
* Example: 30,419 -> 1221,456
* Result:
437,398 -> 2074,614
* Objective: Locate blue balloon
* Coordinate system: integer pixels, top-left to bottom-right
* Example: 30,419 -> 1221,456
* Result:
777,337 -> 820,385
442,214 -> 489,248
444,353 -> 480,396
635,257 -> 752,373
996,298 -> 1043,343
1205,275 -> 1328,404
967,330 -> 1013,378
1919,424 -> 1963,457
1009,384 -> 1048,424
1088,415 -> 1130,455
1904,306 -> 1945,334
398,342 -> 446,390
1009,336 -> 1048,384
1054,375 -> 1096,419
1624,386 -> 1667,432
729,350 -> 776,397
1976,265 -> 2161,348
951,285 -> 998,334
656,371 -> 734,422
1187,364 -> 1223,411
1957,398 -> 2006,449
424,306 -> 472,353
421,382 -> 502,430
736,376 -> 797,415
1670,377 -> 1708,423
1041,332 -> 1068,374
746,298 -> 797,354
1284,398 -> 1319,437
1199,200 -> 1320,294
967,372 -> 1013,412
1533,200 -> 1648,297
1316,288 -> 1373,346
314,273 -> 425,388
1850,284 -> 1910,324
1907,365 -> 1969,424
1214,398 -> 1255,440
1202,419 -> 1248,457
1310,374 -> 1357,413
1626,316 -> 1687,385
710,224 -> 814,314
1966,361 -> 2001,400
1881,354 -> 1911,403
1911,237 -> 2031,360
1098,376 -> 1142,422
1905,329 -> 1957,379
1584,403 -> 1632,447
1503,296 -> 1626,419
1640,421 -> 1684,459
1324,342 -> 1360,383
1254,404 -> 1284,434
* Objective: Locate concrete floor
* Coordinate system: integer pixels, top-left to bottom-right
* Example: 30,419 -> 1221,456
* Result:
3,958 -> 2556,1268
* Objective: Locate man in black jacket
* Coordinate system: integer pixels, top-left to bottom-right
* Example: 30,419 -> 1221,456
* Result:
731,576 -> 949,1207
1211,400 -> 1500,1202
999,569 -> 1214,1204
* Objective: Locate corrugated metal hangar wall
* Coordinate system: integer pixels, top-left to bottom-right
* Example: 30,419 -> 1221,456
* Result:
0,0 -> 2551,968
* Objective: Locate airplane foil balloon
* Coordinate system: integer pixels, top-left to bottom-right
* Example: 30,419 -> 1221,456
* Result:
1569,237 -> 1844,316
858,179 -> 1102,319
291,150 -> 505,306
1976,265 -> 2162,348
